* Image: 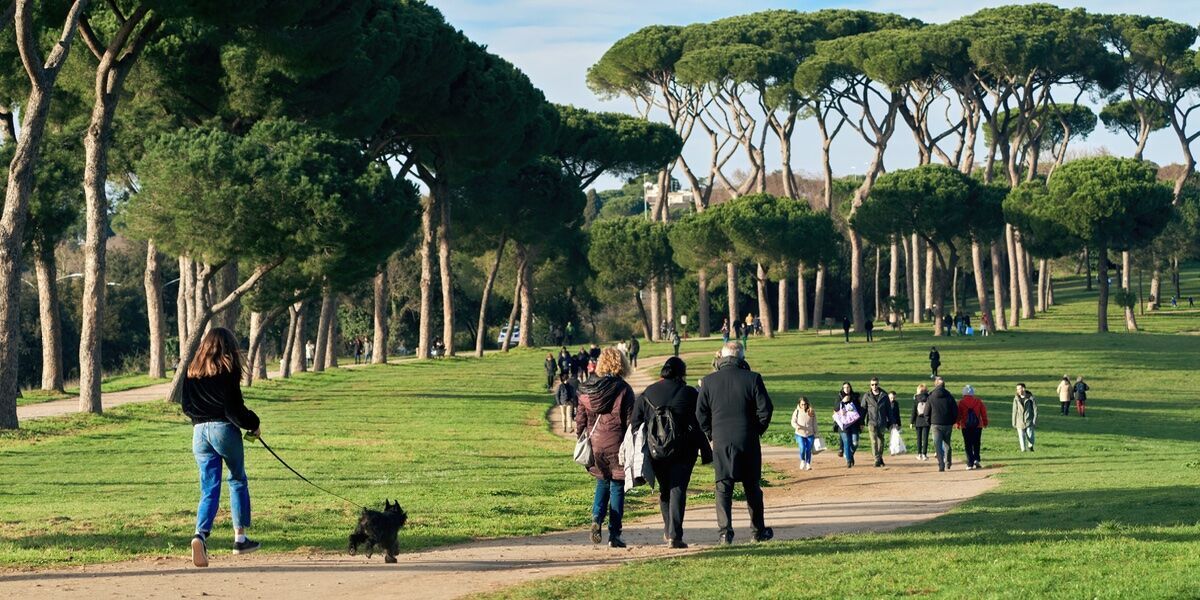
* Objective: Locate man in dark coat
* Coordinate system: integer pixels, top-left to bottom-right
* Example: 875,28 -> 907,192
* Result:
841,316 -> 851,343
861,377 -> 892,467
628,335 -> 640,368
697,342 -> 774,545
927,376 -> 958,472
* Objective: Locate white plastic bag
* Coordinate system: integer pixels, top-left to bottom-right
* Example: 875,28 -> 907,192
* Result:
888,428 -> 907,455
813,437 -> 826,454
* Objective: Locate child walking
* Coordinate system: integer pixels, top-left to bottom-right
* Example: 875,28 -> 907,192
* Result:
791,397 -> 818,471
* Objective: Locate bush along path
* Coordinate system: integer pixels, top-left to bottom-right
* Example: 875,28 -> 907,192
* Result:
0,351 -> 995,600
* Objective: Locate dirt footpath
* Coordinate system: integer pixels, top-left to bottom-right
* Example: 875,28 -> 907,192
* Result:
0,353 -> 997,599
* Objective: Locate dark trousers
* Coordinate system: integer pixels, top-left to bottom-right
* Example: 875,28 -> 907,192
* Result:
962,427 -> 982,466
630,353 -> 638,367
865,329 -> 873,342
653,458 -> 696,543
869,426 -> 887,461
1060,401 -> 1070,416
915,426 -> 930,455
843,329 -> 850,342
932,425 -> 953,467
715,473 -> 765,538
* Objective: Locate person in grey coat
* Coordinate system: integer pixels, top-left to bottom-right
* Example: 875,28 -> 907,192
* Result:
697,342 -> 773,545
1012,383 -> 1037,452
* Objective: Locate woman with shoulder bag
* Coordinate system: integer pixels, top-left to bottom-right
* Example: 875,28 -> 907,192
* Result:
911,384 -> 931,461
575,347 -> 635,548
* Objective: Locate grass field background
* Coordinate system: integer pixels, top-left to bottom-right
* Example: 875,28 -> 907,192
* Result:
2,268 -> 1200,598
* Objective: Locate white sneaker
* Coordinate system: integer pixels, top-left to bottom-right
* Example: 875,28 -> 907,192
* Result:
806,463 -> 813,471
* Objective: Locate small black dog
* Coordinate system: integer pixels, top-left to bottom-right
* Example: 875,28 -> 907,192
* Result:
347,499 -> 408,563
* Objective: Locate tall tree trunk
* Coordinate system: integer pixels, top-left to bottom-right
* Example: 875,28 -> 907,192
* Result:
796,262 -> 809,331
634,290 -> 652,340
437,182 -> 455,356
313,288 -> 334,372
1122,251 -> 1138,331
776,277 -> 788,332
1097,243 -> 1109,333
849,233 -> 866,332
812,264 -> 826,328
648,278 -> 661,342
1172,257 -> 1181,301
756,263 -> 774,338
951,266 -> 960,315
971,241 -> 993,331
177,256 -> 191,355
280,304 -> 297,378
726,262 -> 737,330
518,249 -> 533,348
35,247 -> 64,392
1084,246 -> 1093,291
1149,257 -> 1161,310
501,251 -> 523,353
909,235 -> 922,324
665,279 -> 677,330
923,244 -> 935,314
79,9 -> 164,415
888,240 -> 899,325
417,194 -> 435,359
873,246 -> 882,322
697,267 -> 710,337
323,297 -> 338,369
1047,273 -> 1055,306
1036,259 -> 1048,313
1006,225 -> 1020,327
211,263 -> 239,331
931,254 -> 945,337
990,242 -> 1008,331
474,237 -> 506,357
0,0 -> 90,428
373,266 -> 389,363
1015,234 -> 1033,319
144,241 -> 165,379
245,311 -> 265,386
290,299 -> 309,373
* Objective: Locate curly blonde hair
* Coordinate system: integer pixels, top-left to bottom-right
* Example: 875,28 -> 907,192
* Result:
595,347 -> 628,378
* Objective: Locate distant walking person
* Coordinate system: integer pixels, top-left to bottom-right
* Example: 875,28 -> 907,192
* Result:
1056,375 -> 1073,416
556,373 -> 577,433
1073,376 -> 1089,417
842,316 -> 851,343
957,385 -> 989,470
631,357 -> 710,548
304,340 -> 315,368
628,335 -> 640,368
861,377 -> 892,467
864,317 -> 874,342
887,391 -> 904,456
1012,383 -> 1037,452
181,328 -> 262,568
721,319 -> 730,343
791,397 -> 817,471
911,384 -> 931,461
575,348 -> 635,548
833,382 -> 863,468
927,377 -> 957,472
928,346 -> 941,378
544,353 -> 557,390
697,342 -> 774,545
565,321 -> 575,346
671,329 -> 681,357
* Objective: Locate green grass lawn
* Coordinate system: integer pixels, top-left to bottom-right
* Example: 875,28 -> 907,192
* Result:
18,374 -> 171,406
481,274 -> 1200,599
0,353 -> 661,568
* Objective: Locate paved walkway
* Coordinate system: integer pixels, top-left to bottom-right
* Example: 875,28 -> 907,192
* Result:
0,352 -> 997,599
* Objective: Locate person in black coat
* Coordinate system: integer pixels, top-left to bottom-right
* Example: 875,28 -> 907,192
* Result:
835,382 -> 863,467
910,384 -> 932,460
861,377 -> 892,467
628,335 -> 640,368
929,346 -> 941,378
841,316 -> 851,343
926,376 -> 958,471
544,353 -> 558,390
697,342 -> 774,545
181,327 -> 262,567
632,357 -> 711,548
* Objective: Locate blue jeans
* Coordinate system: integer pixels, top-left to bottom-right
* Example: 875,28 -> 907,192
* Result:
839,431 -> 859,465
1018,426 -> 1035,451
591,477 -> 625,533
193,422 -> 251,535
795,434 -> 814,464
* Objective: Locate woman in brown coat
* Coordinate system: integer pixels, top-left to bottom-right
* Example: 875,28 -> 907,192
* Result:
575,347 -> 635,548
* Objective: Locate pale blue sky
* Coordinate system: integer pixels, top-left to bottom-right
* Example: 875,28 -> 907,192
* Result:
433,1 -> 1197,191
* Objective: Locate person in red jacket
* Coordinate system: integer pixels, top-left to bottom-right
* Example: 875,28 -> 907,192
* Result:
956,385 -> 989,470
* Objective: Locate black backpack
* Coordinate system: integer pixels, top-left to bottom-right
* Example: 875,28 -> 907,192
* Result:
644,395 -> 682,461
965,407 -> 980,429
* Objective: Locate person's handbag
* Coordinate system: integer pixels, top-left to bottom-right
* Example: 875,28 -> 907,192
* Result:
573,413 -> 603,467
813,437 -> 826,454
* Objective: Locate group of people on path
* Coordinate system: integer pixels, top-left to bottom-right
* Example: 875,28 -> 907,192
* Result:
570,342 -> 773,549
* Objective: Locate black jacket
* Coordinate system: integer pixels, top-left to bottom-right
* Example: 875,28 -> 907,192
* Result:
927,386 -> 958,426
544,357 -> 557,375
182,371 -> 260,431
555,381 -> 577,407
629,338 -> 640,356
861,387 -> 892,429
632,378 -> 710,464
887,395 -> 902,428
697,356 -> 773,481
911,391 -> 931,427
929,350 -> 941,367
1073,381 -> 1089,401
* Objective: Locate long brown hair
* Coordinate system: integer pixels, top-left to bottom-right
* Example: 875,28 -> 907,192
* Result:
187,327 -> 244,378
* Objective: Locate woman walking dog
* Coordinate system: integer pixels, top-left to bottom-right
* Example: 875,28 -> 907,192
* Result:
182,327 -> 262,567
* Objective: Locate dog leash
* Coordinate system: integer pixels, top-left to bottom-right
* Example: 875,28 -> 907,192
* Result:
251,434 -> 368,510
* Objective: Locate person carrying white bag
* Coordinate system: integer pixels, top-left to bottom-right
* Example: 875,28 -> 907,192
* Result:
887,391 -> 907,456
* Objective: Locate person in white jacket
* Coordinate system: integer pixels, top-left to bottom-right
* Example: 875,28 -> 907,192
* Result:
791,397 -> 818,470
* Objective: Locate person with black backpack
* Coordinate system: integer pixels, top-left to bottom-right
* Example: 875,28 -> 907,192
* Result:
631,356 -> 710,549
957,385 -> 989,470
